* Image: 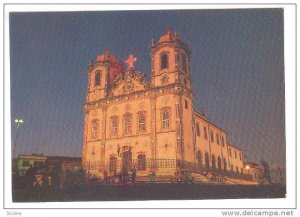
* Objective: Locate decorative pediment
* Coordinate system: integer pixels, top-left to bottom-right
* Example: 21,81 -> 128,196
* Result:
109,69 -> 150,97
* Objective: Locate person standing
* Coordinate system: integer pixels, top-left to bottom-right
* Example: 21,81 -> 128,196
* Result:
149,170 -> 156,184
103,170 -> 108,184
131,166 -> 137,184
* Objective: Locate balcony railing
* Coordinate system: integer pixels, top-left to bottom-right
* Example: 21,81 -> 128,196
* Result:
82,159 -> 252,181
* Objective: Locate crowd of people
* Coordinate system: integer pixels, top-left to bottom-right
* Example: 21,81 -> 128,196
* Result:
17,164 -> 158,199
102,166 -> 156,185
14,165 -> 205,201
13,164 -> 89,201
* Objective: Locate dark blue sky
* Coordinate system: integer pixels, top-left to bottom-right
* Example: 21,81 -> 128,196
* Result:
10,9 -> 285,182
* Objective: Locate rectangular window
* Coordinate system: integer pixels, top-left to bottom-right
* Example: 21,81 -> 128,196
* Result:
204,127 -> 207,140
229,148 -> 232,157
162,111 -> 170,129
138,114 -> 146,132
109,157 -> 117,173
235,150 -> 237,159
216,133 -> 219,145
91,119 -> 99,140
196,123 -> 200,137
124,114 -> 132,135
22,160 -> 29,167
34,161 -> 44,167
185,100 -> 188,109
111,117 -> 118,136
239,153 -> 242,161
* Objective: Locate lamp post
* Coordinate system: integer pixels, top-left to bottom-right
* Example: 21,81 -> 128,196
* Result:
245,165 -> 250,173
245,165 -> 250,179
13,118 -> 24,159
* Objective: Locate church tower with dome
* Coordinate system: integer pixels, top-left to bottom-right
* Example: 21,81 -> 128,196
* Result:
82,28 -> 246,181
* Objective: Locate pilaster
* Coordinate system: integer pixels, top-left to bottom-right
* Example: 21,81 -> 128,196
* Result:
150,94 -> 157,160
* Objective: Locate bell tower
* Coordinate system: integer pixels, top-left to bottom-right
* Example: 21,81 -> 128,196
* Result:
86,50 -> 123,103
150,27 -> 195,163
150,27 -> 191,90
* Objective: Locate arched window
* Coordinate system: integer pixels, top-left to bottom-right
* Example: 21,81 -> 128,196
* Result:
95,71 -> 101,86
137,154 -> 146,171
196,123 -> 200,137
138,113 -> 146,132
124,113 -> 132,135
109,156 -> 117,173
223,159 -> 227,171
210,130 -> 214,143
229,148 -> 232,157
204,127 -> 208,140
217,156 -> 222,171
160,53 -> 168,69
182,53 -> 187,71
212,155 -> 216,171
221,136 -> 225,147
205,152 -> 210,171
91,119 -> 99,140
196,151 -> 202,168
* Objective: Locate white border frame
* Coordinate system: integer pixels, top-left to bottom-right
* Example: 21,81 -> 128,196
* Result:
2,3 -> 297,211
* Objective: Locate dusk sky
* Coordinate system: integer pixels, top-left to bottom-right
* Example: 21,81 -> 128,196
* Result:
10,9 -> 285,182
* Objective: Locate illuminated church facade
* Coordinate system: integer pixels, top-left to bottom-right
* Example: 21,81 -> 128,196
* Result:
82,28 -> 245,178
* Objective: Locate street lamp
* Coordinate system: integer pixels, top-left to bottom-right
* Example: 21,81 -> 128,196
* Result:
13,118 -> 24,159
245,165 -> 250,177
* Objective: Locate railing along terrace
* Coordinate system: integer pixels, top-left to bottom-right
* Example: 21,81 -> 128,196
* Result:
82,159 -> 252,181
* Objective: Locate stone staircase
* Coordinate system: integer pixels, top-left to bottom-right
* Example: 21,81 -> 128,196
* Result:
129,173 -> 255,185
135,173 -> 211,184
136,175 -> 172,183
227,178 -> 258,185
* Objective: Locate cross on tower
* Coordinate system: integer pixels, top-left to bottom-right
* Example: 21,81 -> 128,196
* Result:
125,54 -> 137,69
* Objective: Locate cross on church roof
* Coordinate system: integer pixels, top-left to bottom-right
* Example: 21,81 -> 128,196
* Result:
125,54 -> 137,69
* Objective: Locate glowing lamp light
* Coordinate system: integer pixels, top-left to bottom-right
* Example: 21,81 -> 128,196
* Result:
15,118 -> 24,129
245,165 -> 250,170
13,118 -> 25,159
15,119 -> 24,123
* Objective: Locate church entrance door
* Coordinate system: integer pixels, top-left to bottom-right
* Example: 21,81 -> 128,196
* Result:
121,150 -> 132,174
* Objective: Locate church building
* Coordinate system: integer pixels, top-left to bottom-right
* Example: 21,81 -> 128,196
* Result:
82,28 -> 245,179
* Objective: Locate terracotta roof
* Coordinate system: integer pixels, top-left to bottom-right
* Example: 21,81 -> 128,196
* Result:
158,27 -> 182,43
244,162 -> 260,167
96,49 -> 121,66
227,143 -> 243,151
194,110 -> 228,134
